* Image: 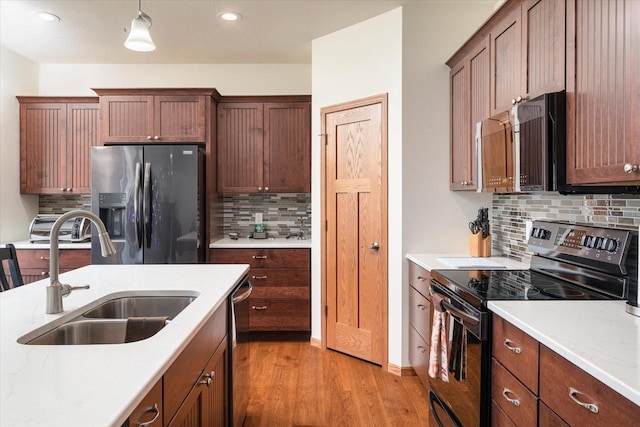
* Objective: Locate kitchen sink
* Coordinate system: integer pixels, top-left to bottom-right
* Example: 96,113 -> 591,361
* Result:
26,319 -> 128,345
83,295 -> 197,319
18,291 -> 199,345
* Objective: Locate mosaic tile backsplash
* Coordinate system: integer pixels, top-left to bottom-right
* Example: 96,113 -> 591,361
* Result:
492,193 -> 640,262
222,193 -> 311,238
41,193 -> 312,239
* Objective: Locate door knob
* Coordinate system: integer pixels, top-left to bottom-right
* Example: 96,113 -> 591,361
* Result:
362,242 -> 380,251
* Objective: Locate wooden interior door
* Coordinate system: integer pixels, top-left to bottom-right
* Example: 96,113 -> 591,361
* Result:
322,94 -> 387,366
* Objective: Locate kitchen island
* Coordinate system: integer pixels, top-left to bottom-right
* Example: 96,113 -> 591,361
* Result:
0,264 -> 249,426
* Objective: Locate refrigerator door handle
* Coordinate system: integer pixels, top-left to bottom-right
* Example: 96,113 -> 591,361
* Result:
143,162 -> 152,248
134,162 -> 143,249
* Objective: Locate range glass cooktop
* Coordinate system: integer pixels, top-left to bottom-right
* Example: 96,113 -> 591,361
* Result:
431,269 -> 623,304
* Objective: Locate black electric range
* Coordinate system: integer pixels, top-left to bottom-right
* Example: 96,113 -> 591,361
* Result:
427,221 -> 638,427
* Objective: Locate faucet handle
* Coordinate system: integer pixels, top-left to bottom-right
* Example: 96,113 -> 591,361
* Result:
61,284 -> 90,297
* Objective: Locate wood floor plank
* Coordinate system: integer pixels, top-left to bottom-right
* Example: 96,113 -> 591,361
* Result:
245,340 -> 430,427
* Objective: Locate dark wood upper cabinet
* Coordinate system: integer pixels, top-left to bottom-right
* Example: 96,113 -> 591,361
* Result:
217,96 -> 311,194
565,0 -> 640,184
449,38 -> 490,191
490,2 -> 523,116
18,97 -> 99,195
93,89 -> 215,144
448,0 -> 565,191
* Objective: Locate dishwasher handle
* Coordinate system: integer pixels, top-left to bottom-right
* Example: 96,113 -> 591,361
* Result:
232,279 -> 253,304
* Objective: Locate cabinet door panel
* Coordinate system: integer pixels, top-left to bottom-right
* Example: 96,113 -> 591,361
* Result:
100,96 -> 154,143
203,337 -> 227,427
249,269 -> 310,299
128,379 -> 162,427
491,358 -> 537,426
408,325 -> 429,390
67,103 -> 100,192
522,0 -> 565,98
492,315 -> 538,394
217,103 -> 264,193
167,382 -> 208,427
264,102 -> 311,192
566,0 -> 640,184
210,248 -> 309,269
248,298 -> 310,331
20,103 -> 67,194
409,286 -> 430,345
490,4 -> 523,116
450,61 -> 471,190
155,96 -> 206,142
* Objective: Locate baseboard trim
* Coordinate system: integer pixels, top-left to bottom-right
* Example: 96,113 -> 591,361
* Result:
387,363 -> 416,377
310,337 -> 322,348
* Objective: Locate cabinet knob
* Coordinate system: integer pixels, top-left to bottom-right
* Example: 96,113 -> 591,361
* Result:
147,136 -> 152,140
502,388 -> 521,407
252,255 -> 268,259
417,345 -> 426,354
252,275 -> 268,280
252,305 -> 268,310
264,186 -> 269,192
623,163 -> 639,173
41,271 -> 49,276
258,186 -> 263,192
40,256 -> 50,260
417,304 -> 427,311
153,136 -> 159,140
511,98 -> 517,105
516,95 -> 523,103
503,339 -> 522,354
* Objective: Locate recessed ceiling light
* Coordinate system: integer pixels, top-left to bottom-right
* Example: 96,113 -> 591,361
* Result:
37,12 -> 61,22
217,12 -> 242,22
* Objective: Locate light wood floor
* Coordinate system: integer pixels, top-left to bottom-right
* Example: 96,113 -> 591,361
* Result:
245,340 -> 430,426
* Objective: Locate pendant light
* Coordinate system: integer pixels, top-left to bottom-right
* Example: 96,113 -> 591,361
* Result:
124,0 -> 155,52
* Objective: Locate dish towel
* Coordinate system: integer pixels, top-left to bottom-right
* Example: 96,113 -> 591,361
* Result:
448,318 -> 468,381
428,293 -> 449,382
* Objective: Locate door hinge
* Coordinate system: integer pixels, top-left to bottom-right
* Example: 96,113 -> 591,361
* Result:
324,305 -> 328,316
319,133 -> 328,145
325,220 -> 328,231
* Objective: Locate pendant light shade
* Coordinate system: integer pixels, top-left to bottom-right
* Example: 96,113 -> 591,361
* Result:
124,1 -> 155,52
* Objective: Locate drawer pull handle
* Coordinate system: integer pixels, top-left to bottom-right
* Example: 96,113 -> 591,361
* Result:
40,256 -> 50,260
502,388 -> 520,407
136,402 -> 160,427
417,345 -> 426,354
417,276 -> 427,282
252,305 -> 268,310
417,304 -> 427,311
252,255 -> 268,259
504,339 -> 522,354
252,275 -> 268,280
568,387 -> 599,414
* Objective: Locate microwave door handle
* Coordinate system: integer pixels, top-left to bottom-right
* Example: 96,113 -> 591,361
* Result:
143,162 -> 152,248
134,162 -> 143,249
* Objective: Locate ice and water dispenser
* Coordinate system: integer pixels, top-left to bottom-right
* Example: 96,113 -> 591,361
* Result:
98,193 -> 127,239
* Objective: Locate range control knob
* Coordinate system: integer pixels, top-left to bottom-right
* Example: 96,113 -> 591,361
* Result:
604,238 -> 618,252
581,235 -> 591,247
531,227 -> 539,238
542,229 -> 552,240
592,237 -> 603,250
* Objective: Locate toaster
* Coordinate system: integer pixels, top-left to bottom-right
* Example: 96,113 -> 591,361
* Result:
29,215 -> 91,243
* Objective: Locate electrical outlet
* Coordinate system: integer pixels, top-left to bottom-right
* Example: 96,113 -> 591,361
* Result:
525,220 -> 533,238
255,212 -> 263,224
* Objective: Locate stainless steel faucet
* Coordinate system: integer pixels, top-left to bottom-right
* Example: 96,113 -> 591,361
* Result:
46,210 -> 116,314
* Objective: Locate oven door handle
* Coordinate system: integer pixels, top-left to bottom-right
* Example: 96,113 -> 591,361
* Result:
440,300 -> 480,325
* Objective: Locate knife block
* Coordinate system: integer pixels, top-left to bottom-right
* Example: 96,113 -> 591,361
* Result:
469,233 -> 492,257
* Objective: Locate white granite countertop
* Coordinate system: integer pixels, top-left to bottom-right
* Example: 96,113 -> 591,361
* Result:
406,253 -> 529,271
489,300 -> 640,407
0,264 -> 249,427
210,237 -> 312,249
2,239 -> 91,249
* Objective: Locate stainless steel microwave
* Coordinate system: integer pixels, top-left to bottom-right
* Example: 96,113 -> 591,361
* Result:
476,91 -> 565,193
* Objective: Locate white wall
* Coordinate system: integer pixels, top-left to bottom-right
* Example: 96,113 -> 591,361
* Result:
312,2 -> 495,368
0,46 -> 39,243
401,3 -> 494,365
312,8 -> 404,365
38,64 -> 311,96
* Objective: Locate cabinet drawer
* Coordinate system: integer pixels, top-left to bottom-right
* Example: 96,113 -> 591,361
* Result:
538,401 -> 569,427
408,261 -> 430,298
210,248 -> 310,269
491,400 -> 516,427
17,249 -> 90,270
492,358 -> 537,427
164,303 -> 227,422
127,378 -> 162,427
249,269 -> 310,299
539,345 -> 640,427
492,315 -> 538,393
248,298 -> 310,331
409,285 -> 430,345
408,325 -> 429,390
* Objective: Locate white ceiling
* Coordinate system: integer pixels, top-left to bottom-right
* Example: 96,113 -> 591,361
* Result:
0,0 -> 416,64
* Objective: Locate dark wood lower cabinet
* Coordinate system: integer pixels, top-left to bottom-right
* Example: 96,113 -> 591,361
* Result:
210,248 -> 310,334
15,248 -> 90,284
126,379 -> 163,427
167,337 -> 228,427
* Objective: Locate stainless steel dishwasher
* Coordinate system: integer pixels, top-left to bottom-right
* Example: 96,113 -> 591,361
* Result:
230,277 -> 252,426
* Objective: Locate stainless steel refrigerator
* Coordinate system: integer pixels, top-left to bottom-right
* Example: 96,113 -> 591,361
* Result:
91,145 -> 205,264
